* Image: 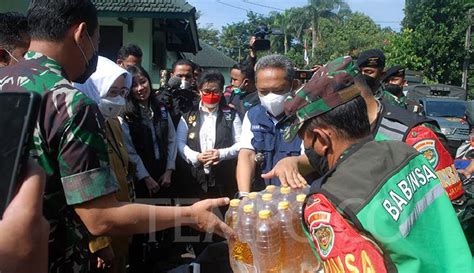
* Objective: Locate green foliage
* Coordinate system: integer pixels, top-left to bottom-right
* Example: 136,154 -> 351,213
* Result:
383,28 -> 427,71
196,0 -> 470,88
198,24 -> 220,48
401,0 -> 468,85
314,12 -> 392,65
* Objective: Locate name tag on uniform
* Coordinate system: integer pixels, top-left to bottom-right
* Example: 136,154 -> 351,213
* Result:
251,125 -> 263,132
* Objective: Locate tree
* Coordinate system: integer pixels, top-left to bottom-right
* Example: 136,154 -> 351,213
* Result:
198,24 -> 220,48
307,0 -> 350,58
312,12 -> 392,65
402,0 -> 468,85
383,28 -> 427,72
271,10 -> 292,54
219,11 -> 273,61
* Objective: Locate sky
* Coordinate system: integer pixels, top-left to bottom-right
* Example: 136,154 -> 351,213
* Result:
189,0 -> 405,32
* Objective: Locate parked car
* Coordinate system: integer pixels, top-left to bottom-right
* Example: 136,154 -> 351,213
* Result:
420,97 -> 469,156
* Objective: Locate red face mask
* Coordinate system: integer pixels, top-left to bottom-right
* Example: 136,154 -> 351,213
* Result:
201,93 -> 221,105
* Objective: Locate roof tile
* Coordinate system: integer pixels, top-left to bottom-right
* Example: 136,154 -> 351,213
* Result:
91,0 -> 193,13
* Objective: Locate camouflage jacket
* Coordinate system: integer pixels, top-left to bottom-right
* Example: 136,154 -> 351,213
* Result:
380,89 -> 408,109
0,51 -> 118,273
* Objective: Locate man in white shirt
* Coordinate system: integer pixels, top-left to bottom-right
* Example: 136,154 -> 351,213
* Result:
177,69 -> 242,199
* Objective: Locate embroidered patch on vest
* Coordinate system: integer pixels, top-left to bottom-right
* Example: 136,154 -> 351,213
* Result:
413,139 -> 439,168
312,224 -> 335,258
188,114 -> 197,125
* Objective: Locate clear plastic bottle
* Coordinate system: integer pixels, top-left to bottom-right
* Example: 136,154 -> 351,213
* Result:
278,201 -> 302,273
256,210 -> 281,273
265,185 -> 277,194
235,204 -> 257,273
225,199 -> 241,272
261,193 -> 277,215
241,191 -> 258,210
279,186 -> 294,204
295,194 -> 321,273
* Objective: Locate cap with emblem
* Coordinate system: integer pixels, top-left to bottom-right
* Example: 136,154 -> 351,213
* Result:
283,56 -> 367,142
382,65 -> 405,82
356,49 -> 385,68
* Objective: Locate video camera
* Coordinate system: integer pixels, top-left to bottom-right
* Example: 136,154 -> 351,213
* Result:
252,26 -> 272,51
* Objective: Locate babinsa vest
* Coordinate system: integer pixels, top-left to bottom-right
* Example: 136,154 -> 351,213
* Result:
247,105 -> 302,186
182,105 -> 237,192
376,102 -> 464,200
303,140 -> 473,273
123,99 -> 169,178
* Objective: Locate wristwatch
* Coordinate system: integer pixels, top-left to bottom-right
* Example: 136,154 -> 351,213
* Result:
235,191 -> 249,200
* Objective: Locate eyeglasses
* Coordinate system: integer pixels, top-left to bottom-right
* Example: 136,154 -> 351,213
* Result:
108,87 -> 129,97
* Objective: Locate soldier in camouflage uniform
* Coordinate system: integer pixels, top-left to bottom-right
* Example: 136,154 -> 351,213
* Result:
263,56 -> 462,200
382,65 -> 423,113
0,1 -> 114,272
0,1 -> 233,272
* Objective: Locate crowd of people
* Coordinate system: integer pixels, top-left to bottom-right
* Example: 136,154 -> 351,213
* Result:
0,1 -> 473,273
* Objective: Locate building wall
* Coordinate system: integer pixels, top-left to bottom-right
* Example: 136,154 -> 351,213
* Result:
0,1 -> 28,13
98,17 -> 164,85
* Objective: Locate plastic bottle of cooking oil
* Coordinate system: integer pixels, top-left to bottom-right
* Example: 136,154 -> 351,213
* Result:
255,209 -> 281,273
234,204 -> 257,273
225,199 -> 241,272
279,186 -> 295,205
295,194 -> 321,273
261,193 -> 277,215
277,201 -> 302,273
241,191 -> 258,211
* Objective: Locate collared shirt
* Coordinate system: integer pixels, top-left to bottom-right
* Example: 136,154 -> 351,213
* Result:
240,110 -> 305,152
120,110 -> 177,181
0,51 -> 118,273
176,103 -> 242,166
381,89 -> 408,109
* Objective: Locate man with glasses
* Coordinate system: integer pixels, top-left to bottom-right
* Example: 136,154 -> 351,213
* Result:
0,12 -> 30,68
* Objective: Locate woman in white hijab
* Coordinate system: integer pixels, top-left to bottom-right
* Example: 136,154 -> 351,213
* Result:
75,56 -> 133,273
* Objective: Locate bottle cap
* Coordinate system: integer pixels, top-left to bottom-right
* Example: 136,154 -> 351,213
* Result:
280,186 -> 291,194
248,192 -> 258,200
278,201 -> 289,210
259,210 -> 272,219
262,193 -> 273,201
266,185 -> 276,193
229,199 -> 241,207
243,204 -> 254,213
296,194 -> 306,203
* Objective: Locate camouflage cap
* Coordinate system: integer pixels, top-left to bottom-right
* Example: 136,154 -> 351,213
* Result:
283,56 -> 364,141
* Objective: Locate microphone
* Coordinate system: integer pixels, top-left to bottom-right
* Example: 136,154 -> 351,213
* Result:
167,76 -> 182,89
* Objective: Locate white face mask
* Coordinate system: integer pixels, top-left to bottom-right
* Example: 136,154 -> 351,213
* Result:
180,79 -> 191,90
98,96 -> 126,119
259,92 -> 290,117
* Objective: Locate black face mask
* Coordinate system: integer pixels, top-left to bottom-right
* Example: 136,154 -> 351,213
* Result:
75,32 -> 98,84
362,74 -> 380,95
385,83 -> 403,97
75,51 -> 98,84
